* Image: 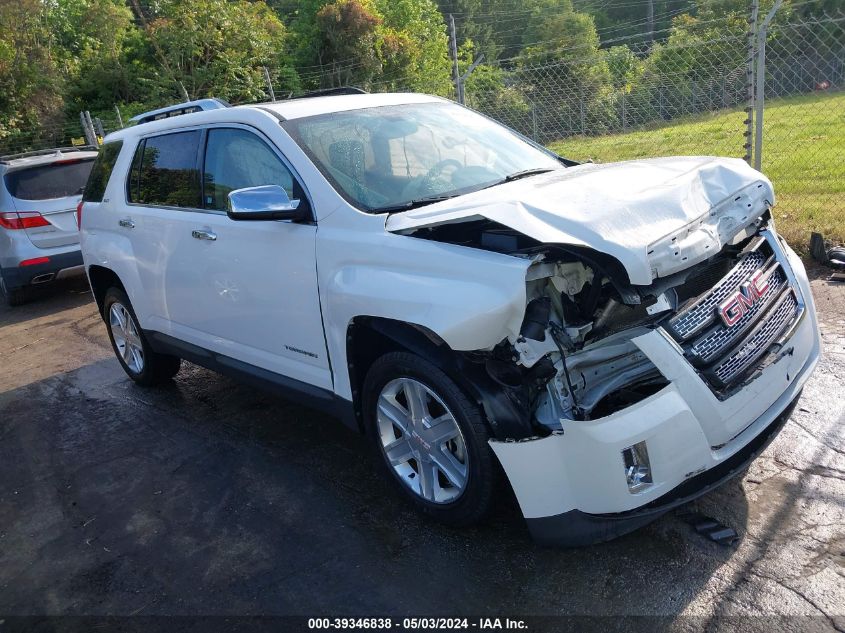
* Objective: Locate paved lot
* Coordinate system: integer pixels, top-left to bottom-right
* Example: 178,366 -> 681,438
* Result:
0,272 -> 844,626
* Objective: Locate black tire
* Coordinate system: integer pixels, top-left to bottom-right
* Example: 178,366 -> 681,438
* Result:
103,287 -> 181,386
0,274 -> 30,307
362,351 -> 498,527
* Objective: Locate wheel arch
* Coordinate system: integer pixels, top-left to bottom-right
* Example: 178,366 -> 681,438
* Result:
87,265 -> 126,318
346,316 -> 534,440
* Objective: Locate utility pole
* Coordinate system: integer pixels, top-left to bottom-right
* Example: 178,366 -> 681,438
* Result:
646,0 -> 654,43
449,14 -> 461,103
263,66 -> 276,102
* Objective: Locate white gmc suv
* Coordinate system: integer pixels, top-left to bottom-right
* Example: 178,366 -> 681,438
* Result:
80,92 -> 821,546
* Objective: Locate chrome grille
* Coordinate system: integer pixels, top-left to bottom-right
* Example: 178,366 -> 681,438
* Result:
711,292 -> 799,384
688,267 -> 786,364
667,248 -> 766,341
662,233 -> 803,392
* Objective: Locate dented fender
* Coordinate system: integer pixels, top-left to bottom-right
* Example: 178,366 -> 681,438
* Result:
315,212 -> 531,401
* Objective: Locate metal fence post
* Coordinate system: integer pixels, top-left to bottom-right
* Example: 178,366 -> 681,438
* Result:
754,0 -> 784,171
531,104 -> 538,142
744,0 -> 759,164
580,95 -> 586,135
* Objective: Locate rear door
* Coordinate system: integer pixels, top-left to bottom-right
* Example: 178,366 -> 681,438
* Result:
5,157 -> 95,248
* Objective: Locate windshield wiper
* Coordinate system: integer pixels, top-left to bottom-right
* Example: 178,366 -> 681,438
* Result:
503,167 -> 555,182
480,168 -> 555,191
373,195 -> 458,214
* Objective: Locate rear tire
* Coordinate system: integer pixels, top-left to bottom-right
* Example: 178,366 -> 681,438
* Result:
0,275 -> 30,307
362,351 -> 498,527
103,287 -> 181,386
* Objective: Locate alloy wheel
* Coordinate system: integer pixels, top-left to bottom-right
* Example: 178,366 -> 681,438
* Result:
376,377 -> 469,504
108,302 -> 144,374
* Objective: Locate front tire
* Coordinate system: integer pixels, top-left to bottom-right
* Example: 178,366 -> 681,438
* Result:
362,351 -> 498,527
103,287 -> 181,386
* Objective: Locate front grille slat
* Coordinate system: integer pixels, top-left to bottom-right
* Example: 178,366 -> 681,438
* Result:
687,266 -> 786,365
662,233 -> 802,393
666,243 -> 767,342
708,291 -> 799,386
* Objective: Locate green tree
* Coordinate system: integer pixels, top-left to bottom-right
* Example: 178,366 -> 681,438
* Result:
48,0 -> 151,112
515,0 -> 614,140
0,0 -> 65,147
374,0 -> 451,93
315,0 -> 383,87
605,45 -> 644,94
145,0 -> 297,103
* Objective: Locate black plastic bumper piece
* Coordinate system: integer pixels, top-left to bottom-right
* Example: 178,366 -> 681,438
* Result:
0,249 -> 82,290
526,391 -> 801,547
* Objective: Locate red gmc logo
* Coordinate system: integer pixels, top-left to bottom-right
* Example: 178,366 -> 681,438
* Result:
718,270 -> 770,327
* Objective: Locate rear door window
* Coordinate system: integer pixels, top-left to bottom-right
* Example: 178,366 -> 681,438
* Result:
6,159 -> 95,201
136,131 -> 202,208
82,141 -> 123,202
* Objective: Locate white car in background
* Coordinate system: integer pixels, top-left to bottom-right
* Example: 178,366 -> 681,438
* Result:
79,92 -> 820,546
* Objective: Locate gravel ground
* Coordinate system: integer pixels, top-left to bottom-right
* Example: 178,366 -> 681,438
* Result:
0,270 -> 843,628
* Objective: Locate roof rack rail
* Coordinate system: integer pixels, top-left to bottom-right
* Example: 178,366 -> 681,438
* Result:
298,87 -> 368,98
129,98 -> 231,125
0,145 -> 98,164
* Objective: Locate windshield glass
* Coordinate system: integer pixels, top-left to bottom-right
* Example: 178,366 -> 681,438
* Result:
282,102 -> 561,212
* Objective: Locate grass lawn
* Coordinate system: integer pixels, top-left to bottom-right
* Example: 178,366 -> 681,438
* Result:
547,91 -> 845,251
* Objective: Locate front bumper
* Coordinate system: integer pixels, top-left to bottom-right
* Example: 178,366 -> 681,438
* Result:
490,239 -> 821,547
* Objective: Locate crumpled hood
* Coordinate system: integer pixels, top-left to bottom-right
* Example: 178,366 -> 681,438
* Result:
385,156 -> 775,285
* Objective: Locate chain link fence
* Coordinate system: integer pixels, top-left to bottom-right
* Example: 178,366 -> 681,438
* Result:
461,11 -> 844,247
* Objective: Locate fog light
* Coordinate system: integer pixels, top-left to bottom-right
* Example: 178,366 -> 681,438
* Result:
622,441 -> 653,492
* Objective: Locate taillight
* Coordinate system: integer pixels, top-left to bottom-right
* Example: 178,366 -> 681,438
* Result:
0,212 -> 50,230
76,201 -> 84,230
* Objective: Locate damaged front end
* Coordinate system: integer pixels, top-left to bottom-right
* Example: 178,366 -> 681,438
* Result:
420,209 -> 792,442
384,157 -> 820,545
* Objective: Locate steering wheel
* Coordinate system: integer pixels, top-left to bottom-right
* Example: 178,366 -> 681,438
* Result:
419,159 -> 463,194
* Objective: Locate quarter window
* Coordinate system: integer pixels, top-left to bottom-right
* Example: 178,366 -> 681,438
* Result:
202,128 -> 295,211
135,131 -> 202,208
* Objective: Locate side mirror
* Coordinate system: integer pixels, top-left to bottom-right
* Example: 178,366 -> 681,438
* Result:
227,185 -> 307,221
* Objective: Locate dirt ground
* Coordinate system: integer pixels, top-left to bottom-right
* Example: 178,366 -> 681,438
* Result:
0,267 -> 844,628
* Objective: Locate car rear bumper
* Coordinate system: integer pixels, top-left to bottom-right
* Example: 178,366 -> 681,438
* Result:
0,248 -> 84,290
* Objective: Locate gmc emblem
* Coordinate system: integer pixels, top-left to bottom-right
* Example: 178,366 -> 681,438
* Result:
718,270 -> 770,327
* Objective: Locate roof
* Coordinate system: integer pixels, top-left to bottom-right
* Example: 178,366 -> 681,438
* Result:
0,147 -> 99,170
102,93 -> 450,145
249,92 -> 445,121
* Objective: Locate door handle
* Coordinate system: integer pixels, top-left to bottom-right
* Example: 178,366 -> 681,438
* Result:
118,218 -> 135,229
191,229 -> 217,241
